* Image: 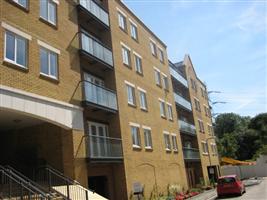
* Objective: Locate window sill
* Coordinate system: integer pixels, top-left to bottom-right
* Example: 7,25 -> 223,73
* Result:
161,115 -> 167,119
40,73 -> 59,84
165,148 -> 172,153
145,147 -> 153,151
119,27 -> 128,34
131,37 -> 139,43
39,17 -> 57,29
123,63 -> 132,69
168,118 -> 174,122
133,145 -> 141,150
136,71 -> 143,76
173,149 -> 178,153
156,84 -> 162,88
128,103 -> 137,108
202,153 -> 209,156
140,107 -> 148,112
3,60 -> 28,73
9,1 -> 29,12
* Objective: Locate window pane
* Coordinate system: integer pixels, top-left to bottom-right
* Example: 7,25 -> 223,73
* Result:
49,52 -> 58,77
18,0 -> 27,8
5,32 -> 15,61
16,36 -> 27,66
48,1 -> 56,24
40,0 -> 48,19
40,49 -> 49,75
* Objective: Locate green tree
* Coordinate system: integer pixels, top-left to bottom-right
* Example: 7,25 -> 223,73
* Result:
217,133 -> 239,159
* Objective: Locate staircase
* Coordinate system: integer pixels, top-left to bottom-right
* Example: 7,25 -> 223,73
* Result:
0,165 -> 107,200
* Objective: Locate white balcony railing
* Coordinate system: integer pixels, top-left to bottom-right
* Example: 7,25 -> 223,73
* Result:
174,92 -> 192,111
81,32 -> 113,67
178,120 -> 196,135
169,67 -> 188,88
87,135 -> 123,159
183,148 -> 200,160
83,81 -> 117,111
79,0 -> 109,26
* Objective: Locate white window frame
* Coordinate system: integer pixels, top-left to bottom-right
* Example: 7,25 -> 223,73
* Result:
12,0 -> 28,8
154,67 -> 161,86
150,40 -> 157,57
39,47 -> 58,80
158,47 -> 164,63
138,87 -> 147,110
121,43 -> 131,66
130,123 -> 141,148
171,134 -> 178,152
118,11 -> 127,31
130,21 -> 138,40
4,31 -> 28,69
166,103 -> 173,121
163,131 -> 171,151
125,82 -> 136,106
133,52 -> 142,74
40,0 -> 57,25
143,126 -> 152,149
201,141 -> 208,155
159,99 -> 166,118
162,73 -> 169,90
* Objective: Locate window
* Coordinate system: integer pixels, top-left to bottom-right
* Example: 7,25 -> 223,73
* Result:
150,41 -> 157,57
12,0 -> 28,8
131,125 -> 141,148
159,100 -> 166,118
194,98 -> 201,112
164,133 -> 171,151
118,12 -> 127,31
211,143 -> 217,155
40,0 -> 57,25
158,48 -> 164,63
122,46 -> 131,66
4,31 -> 27,68
198,119 -> 205,133
154,69 -> 161,86
139,89 -> 147,110
134,54 -> 142,74
204,105 -> 208,116
40,48 -> 58,79
207,124 -> 214,136
201,87 -> 205,97
171,134 -> 178,151
144,128 -> 152,149
201,141 -> 208,154
162,75 -> 169,90
130,23 -> 138,40
126,84 -> 136,106
190,78 -> 197,92
167,104 -> 173,121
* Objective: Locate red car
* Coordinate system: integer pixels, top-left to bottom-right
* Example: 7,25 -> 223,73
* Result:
217,175 -> 246,198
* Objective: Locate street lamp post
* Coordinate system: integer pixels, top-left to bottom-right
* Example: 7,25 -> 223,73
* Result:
206,136 -> 216,187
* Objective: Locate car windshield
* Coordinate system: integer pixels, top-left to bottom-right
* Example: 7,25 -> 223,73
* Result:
218,177 -> 236,184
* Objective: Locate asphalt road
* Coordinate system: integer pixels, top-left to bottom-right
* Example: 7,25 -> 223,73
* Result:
211,178 -> 267,200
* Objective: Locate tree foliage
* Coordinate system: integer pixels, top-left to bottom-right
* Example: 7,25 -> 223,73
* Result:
214,113 -> 267,160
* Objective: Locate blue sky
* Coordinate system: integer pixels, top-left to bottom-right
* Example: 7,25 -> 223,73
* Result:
123,0 -> 267,117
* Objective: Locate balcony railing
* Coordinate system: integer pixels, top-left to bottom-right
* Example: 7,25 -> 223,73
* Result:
183,147 -> 200,160
178,120 -> 196,135
83,81 -> 117,111
81,32 -> 113,67
170,67 -> 188,88
174,92 -> 192,111
87,135 -> 123,159
79,0 -> 109,26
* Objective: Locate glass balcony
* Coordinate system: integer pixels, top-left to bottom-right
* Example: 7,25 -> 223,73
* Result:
79,0 -> 109,27
178,120 -> 196,135
81,32 -> 113,67
83,81 -> 117,111
174,92 -> 192,111
87,135 -> 123,159
183,148 -> 200,160
169,67 -> 188,88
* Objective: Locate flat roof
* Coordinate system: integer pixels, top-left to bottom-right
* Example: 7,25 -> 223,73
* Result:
118,0 -> 167,48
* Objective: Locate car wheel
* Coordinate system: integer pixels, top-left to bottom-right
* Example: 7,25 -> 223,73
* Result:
243,187 -> 246,193
239,189 -> 243,196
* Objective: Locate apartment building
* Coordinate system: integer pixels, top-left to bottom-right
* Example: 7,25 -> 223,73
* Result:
169,55 -> 220,188
0,0 -> 188,199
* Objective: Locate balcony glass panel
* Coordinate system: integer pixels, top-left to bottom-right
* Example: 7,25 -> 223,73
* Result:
83,81 -> 117,111
183,148 -> 200,160
178,120 -> 196,135
79,0 -> 109,26
170,67 -> 188,88
81,32 -> 113,67
174,92 -> 192,111
87,135 -> 123,159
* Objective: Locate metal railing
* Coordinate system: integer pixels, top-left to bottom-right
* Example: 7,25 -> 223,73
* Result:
169,67 -> 188,88
86,134 -> 123,159
174,92 -> 192,111
79,0 -> 109,26
178,120 -> 196,135
80,32 -> 113,67
0,166 -> 51,200
83,81 -> 118,111
35,165 -> 89,200
183,147 -> 200,160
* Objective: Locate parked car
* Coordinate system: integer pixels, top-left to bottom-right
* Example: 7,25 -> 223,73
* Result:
217,175 -> 246,198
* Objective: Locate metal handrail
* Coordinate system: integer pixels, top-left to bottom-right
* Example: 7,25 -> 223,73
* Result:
183,147 -> 200,151
88,134 -> 122,141
79,0 -> 109,14
82,80 -> 116,94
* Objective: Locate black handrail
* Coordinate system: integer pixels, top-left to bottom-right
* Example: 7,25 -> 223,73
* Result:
0,166 -> 50,199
